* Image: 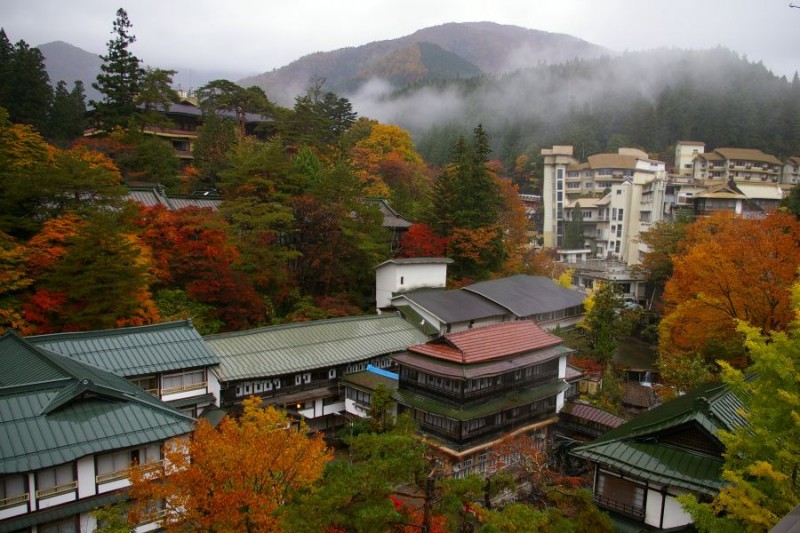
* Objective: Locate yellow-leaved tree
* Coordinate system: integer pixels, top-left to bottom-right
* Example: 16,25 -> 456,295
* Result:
678,279 -> 800,532
129,398 -> 332,532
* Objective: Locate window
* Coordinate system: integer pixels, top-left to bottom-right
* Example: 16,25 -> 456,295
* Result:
328,368 -> 337,379
36,464 -> 75,498
162,370 -> 205,394
131,375 -> 158,396
97,445 -> 160,483
617,208 -> 624,221
0,475 -> 27,509
616,225 -> 622,238
400,276 -> 404,285
39,516 -> 79,533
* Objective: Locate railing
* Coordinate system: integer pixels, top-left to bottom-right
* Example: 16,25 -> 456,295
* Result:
96,460 -> 163,484
0,493 -> 29,509
594,494 -> 645,520
402,373 -> 559,406
138,508 -> 168,525
417,406 -> 555,445
36,481 -> 77,499
161,381 -> 207,395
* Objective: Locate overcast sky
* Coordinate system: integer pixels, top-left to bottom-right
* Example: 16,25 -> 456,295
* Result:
2,0 -> 799,81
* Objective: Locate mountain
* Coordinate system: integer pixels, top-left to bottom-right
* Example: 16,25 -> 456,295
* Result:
239,22 -> 609,105
35,41 -> 251,103
37,41 -> 103,102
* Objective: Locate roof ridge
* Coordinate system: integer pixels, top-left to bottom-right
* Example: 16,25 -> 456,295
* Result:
27,319 -> 194,341
204,313 -> 398,339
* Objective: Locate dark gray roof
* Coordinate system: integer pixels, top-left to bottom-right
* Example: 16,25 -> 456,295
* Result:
464,275 -> 587,318
393,288 -> 508,324
0,332 -> 194,473
375,257 -> 453,269
369,198 -> 413,229
28,319 -> 220,377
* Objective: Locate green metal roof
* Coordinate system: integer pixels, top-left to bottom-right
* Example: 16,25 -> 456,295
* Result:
394,305 -> 439,336
341,370 -> 399,392
205,314 -> 429,382
572,381 -> 746,495
28,319 -> 219,377
394,381 -> 569,421
0,332 -> 195,474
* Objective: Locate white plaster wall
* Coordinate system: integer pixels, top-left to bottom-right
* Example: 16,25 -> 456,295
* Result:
77,455 -> 95,499
207,368 -> 222,407
376,262 -> 448,311
645,489 -> 693,529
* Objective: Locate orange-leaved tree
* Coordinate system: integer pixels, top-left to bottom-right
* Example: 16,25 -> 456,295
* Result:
129,398 -> 332,532
658,211 -> 800,390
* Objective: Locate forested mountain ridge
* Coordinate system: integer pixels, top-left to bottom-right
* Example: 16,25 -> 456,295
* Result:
377,47 -> 800,169
239,21 -> 608,105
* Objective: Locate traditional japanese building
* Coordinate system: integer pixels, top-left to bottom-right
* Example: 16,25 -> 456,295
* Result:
28,320 -> 221,418
0,331 -> 195,533
205,313 -> 429,431
572,381 -> 746,530
392,321 -> 573,478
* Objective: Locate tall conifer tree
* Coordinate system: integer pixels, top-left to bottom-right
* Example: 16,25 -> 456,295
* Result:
92,8 -> 144,130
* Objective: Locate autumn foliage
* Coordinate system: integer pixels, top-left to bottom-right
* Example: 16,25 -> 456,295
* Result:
658,211 -> 800,389
129,398 -> 332,532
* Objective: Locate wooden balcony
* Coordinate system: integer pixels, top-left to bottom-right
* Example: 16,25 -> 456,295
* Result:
0,493 -> 29,509
401,372 -> 559,407
594,494 -> 645,521
36,481 -> 77,499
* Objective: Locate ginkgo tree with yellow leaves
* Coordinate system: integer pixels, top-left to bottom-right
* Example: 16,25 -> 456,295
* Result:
678,280 -> 800,532
128,398 -> 332,532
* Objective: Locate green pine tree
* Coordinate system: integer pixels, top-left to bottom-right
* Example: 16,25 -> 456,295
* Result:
91,8 -> 144,130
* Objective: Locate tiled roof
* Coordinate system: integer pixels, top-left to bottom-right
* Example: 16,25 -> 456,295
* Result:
736,183 -> 784,201
714,147 -> 782,165
0,332 -> 194,473
369,198 -> 413,229
560,401 -> 625,429
394,344 -> 573,379
586,153 -> 638,170
407,321 -> 563,364
125,188 -> 221,211
375,257 -> 453,268
572,381 -> 746,495
28,319 -> 219,377
393,288 -> 508,324
205,314 -> 429,382
464,275 -> 587,318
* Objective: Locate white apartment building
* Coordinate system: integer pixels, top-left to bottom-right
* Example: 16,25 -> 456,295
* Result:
542,146 -> 667,266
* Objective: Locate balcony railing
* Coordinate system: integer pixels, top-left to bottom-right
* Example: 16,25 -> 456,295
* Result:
0,493 -> 29,509
97,460 -> 163,484
161,381 -> 207,395
401,373 -> 558,406
594,494 -> 645,520
36,481 -> 77,499
417,405 -> 555,446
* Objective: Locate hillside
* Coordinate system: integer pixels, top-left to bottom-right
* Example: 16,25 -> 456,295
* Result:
240,21 -> 608,105
37,41 -> 103,101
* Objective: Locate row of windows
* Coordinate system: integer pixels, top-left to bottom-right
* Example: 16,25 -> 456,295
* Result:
234,358 -> 393,398
0,444 -> 162,509
130,369 -> 206,396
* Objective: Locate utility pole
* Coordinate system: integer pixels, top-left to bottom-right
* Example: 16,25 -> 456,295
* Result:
422,467 -> 435,533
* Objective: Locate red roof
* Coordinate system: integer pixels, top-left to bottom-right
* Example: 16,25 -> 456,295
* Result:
407,321 -> 562,364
